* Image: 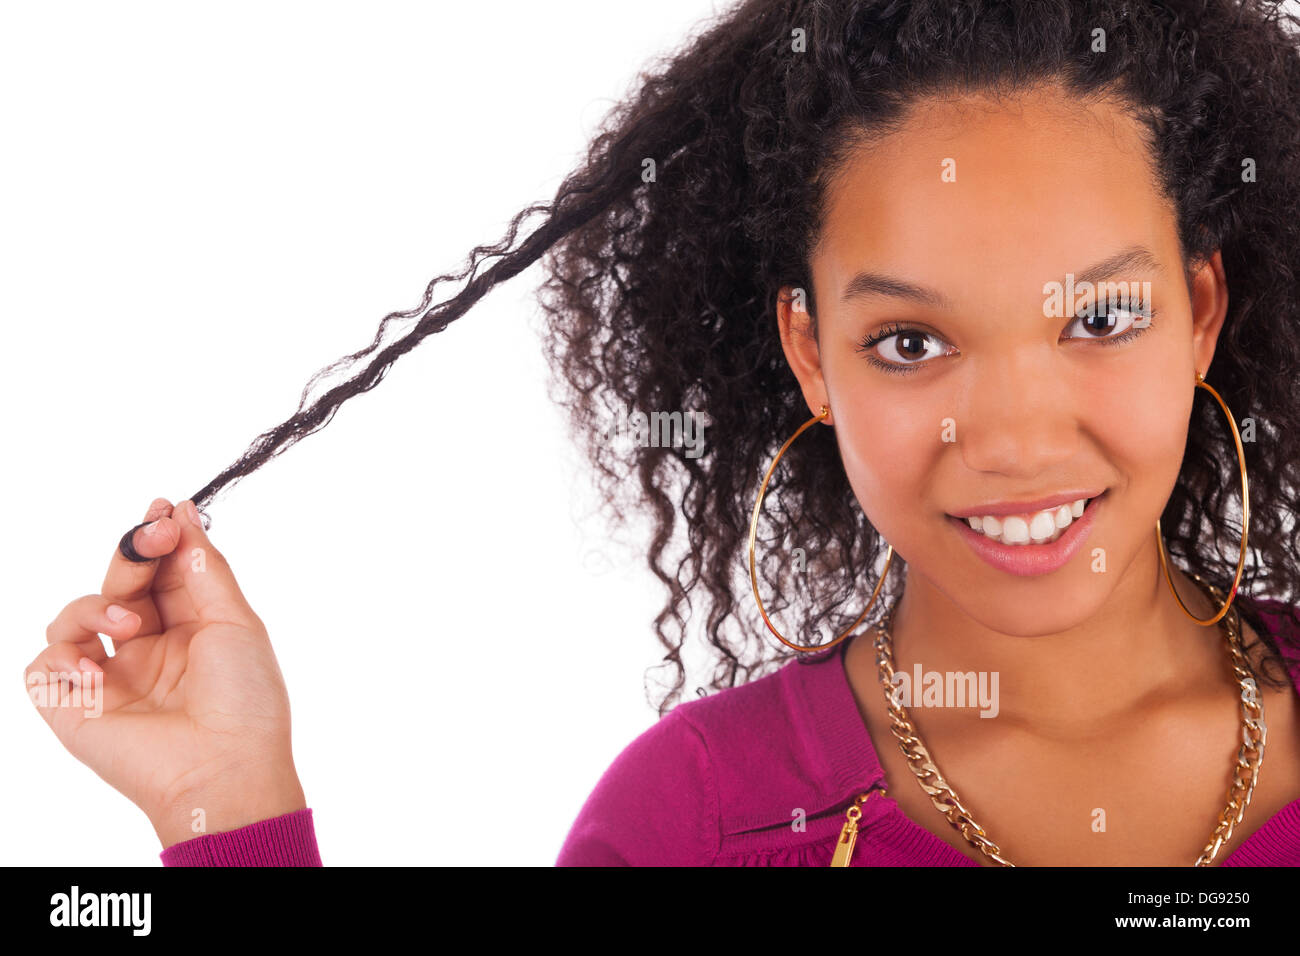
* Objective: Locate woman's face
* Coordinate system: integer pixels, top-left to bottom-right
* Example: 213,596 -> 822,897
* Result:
778,84 -> 1229,635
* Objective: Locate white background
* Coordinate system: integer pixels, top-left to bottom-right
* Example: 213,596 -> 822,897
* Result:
2,0 -> 731,865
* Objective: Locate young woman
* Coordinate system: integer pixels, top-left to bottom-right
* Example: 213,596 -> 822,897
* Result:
27,0 -> 1300,865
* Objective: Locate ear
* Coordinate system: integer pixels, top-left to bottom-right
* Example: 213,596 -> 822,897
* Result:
776,285 -> 835,425
1189,249 -> 1229,379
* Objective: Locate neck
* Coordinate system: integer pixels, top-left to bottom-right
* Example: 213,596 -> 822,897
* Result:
885,536 -> 1228,732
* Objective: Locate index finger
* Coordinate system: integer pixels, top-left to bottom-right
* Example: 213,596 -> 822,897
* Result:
101,498 -> 181,604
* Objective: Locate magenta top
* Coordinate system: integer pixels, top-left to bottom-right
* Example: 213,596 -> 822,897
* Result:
159,598 -> 1300,867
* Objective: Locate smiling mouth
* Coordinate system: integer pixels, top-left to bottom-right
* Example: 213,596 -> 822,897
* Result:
947,491 -> 1107,546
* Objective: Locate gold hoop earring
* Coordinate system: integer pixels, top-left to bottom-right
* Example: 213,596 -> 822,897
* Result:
1155,371 -> 1250,626
747,403 -> 894,652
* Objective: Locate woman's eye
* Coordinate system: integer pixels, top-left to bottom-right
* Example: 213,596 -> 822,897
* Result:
857,326 -> 953,371
1064,298 -> 1152,341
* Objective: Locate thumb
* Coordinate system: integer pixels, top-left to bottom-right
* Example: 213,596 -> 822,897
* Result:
173,499 -> 263,631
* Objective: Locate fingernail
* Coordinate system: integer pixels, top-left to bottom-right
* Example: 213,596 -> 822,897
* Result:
185,500 -> 204,529
78,656 -> 104,674
144,519 -> 162,535
106,604 -> 130,623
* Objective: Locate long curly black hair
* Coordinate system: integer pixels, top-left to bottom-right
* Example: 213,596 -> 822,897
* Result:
175,0 -> 1300,717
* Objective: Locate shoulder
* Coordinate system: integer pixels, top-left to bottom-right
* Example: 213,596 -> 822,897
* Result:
1239,595 -> 1300,689
1241,595 -> 1300,638
555,654 -> 847,866
672,659 -> 800,739
554,702 -> 719,866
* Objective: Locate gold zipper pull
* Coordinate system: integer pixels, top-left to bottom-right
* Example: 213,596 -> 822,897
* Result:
830,811 -> 861,866
830,788 -> 886,867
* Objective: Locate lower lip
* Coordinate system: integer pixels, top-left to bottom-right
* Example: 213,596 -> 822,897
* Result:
948,492 -> 1107,577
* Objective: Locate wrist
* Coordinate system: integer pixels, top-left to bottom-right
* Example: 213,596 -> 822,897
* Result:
150,764 -> 307,850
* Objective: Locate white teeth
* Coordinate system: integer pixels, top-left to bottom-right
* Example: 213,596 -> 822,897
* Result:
962,497 -> 1091,546
1002,516 -> 1030,544
1028,511 -> 1056,542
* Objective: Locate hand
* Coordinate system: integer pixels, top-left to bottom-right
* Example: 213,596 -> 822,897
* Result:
26,497 -> 306,849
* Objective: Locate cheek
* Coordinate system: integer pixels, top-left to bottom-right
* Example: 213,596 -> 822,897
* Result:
830,384 -> 946,534
1092,350 -> 1183,428
1092,365 -> 1193,503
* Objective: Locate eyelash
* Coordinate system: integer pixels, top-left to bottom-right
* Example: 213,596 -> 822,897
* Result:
855,300 -> 1159,375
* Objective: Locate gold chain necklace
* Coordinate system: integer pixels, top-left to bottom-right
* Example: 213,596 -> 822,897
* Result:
830,572 -> 1268,867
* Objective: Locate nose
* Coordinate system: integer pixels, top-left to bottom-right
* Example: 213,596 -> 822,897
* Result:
958,350 -> 1079,479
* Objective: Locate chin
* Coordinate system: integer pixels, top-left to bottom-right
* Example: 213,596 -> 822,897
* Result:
918,564 -> 1108,637
972,590 -> 1105,637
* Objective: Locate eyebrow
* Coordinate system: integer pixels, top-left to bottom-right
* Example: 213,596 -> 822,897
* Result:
839,244 -> 1164,309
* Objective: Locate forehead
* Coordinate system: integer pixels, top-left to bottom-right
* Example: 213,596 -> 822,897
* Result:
813,85 -> 1175,300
